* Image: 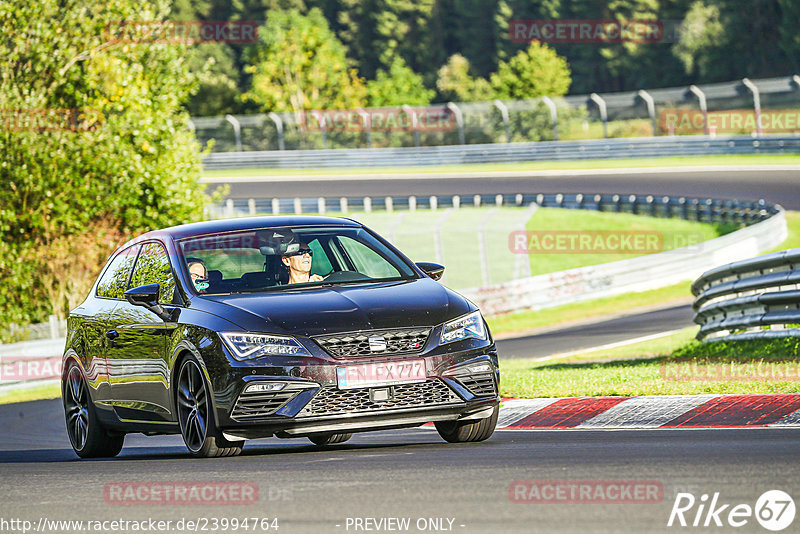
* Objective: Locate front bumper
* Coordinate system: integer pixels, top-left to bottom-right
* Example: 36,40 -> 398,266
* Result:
211,342 -> 499,439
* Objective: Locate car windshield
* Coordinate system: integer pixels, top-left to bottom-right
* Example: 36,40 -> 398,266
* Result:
177,225 -> 417,294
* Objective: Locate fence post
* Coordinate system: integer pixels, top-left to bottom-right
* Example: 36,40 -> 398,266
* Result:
317,197 -> 326,214
492,100 -> 511,143
312,111 -> 328,149
637,90 -> 657,136
541,96 -> 559,141
409,195 -> 417,211
589,93 -> 608,138
340,197 -> 348,213
357,108 -> 373,148
446,102 -> 465,145
741,78 -> 763,137
267,112 -> 285,151
688,85 -> 709,135
225,199 -> 234,217
402,105 -> 420,147
225,114 -> 243,152
49,315 -> 59,339
293,197 -> 302,214
271,198 -> 279,215
364,197 -> 372,213
430,196 -> 438,211
386,197 -> 393,212
248,198 -> 256,215
453,195 -> 460,209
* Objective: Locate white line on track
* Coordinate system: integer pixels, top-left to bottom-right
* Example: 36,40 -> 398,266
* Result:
535,328 -> 688,362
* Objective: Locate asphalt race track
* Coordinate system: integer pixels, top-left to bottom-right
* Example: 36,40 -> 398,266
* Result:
1,399 -> 800,534
496,304 -> 693,359
212,167 -> 800,210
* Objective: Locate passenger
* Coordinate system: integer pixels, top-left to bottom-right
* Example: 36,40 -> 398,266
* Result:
281,244 -> 324,284
186,257 -> 210,292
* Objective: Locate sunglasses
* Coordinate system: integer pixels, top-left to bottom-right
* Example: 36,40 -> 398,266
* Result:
285,248 -> 313,257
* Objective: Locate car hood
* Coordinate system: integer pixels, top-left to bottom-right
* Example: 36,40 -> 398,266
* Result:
201,278 -> 474,337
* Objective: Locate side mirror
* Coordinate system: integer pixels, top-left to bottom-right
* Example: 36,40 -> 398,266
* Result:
124,284 -> 169,320
416,262 -> 445,281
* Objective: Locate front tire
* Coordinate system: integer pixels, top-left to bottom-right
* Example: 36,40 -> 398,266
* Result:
63,362 -> 124,458
176,357 -> 243,458
435,405 -> 499,443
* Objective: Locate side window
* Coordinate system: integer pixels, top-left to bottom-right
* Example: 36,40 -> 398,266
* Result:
337,236 -> 400,278
308,239 -> 332,277
129,242 -> 176,304
96,245 -> 140,299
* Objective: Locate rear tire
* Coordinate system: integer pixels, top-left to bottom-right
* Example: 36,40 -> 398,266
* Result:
435,405 -> 498,443
308,432 -> 353,446
63,361 -> 124,458
176,356 -> 243,458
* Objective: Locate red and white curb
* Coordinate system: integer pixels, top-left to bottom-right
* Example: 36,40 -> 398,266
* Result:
497,394 -> 800,429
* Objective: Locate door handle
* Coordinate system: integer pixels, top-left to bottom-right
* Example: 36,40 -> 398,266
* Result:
105,330 -> 119,340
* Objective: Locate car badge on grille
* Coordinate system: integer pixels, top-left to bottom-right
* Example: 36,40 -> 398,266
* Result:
368,336 -> 387,352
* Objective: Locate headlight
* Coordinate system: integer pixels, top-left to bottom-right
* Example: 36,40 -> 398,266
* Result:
440,311 -> 487,344
219,332 -> 312,360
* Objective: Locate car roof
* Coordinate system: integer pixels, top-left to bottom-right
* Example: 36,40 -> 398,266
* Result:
120,215 -> 363,248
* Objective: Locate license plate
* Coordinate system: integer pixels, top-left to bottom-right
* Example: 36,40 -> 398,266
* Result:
336,360 -> 426,390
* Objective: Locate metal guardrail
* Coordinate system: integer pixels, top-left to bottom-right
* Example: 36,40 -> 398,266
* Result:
202,135 -> 800,170
0,338 -> 65,395
692,249 -> 800,342
193,75 -> 800,152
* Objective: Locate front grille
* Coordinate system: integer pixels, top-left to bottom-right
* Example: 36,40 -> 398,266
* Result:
313,328 -> 431,358
457,372 -> 497,397
297,379 -> 460,417
231,389 -> 300,421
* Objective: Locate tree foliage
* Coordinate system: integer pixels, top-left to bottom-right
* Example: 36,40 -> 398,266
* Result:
0,0 -> 206,331
243,8 -> 367,112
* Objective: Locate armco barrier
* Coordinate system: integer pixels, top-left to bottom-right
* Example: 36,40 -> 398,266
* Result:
692,249 -> 800,342
202,135 -> 800,170
0,338 -> 65,395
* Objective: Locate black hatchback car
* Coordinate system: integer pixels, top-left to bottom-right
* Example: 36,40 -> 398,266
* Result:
62,216 -> 499,458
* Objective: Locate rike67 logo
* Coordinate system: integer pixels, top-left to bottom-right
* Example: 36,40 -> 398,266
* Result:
668,490 -> 795,531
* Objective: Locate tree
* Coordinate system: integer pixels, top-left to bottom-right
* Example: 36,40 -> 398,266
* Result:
367,57 -> 435,106
490,41 -> 572,99
243,8 -> 367,112
435,54 -> 493,102
0,0 -> 207,330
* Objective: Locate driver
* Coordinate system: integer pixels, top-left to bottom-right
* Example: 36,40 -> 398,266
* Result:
281,243 -> 324,284
186,257 -> 210,292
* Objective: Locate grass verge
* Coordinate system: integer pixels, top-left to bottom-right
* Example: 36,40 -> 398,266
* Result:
0,382 -> 60,405
501,330 -> 800,398
201,154 -> 800,178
